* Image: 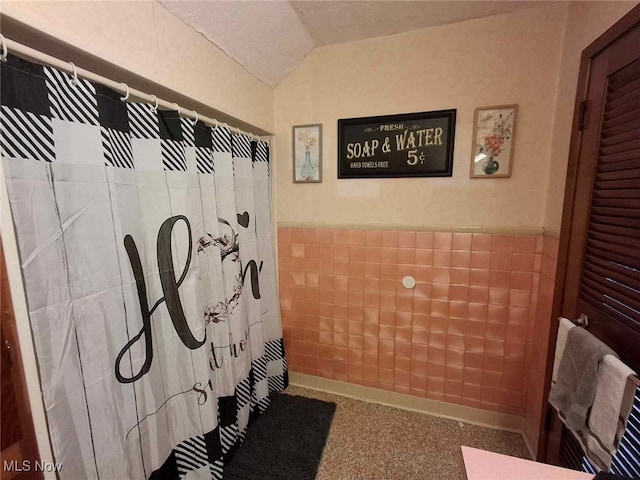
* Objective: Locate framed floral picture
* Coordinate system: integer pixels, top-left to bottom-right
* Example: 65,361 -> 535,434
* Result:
470,105 -> 517,178
293,124 -> 322,183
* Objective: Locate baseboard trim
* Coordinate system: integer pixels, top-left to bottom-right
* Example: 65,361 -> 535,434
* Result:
288,371 -> 530,455
521,418 -> 539,460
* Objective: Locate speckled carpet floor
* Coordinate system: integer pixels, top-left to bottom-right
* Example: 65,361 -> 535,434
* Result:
283,385 -> 531,480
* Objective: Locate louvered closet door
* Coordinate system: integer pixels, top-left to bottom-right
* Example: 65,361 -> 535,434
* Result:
579,53 -> 640,364
549,9 -> 640,473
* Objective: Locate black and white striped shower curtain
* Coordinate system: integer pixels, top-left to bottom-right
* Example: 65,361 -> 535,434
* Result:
0,54 -> 287,479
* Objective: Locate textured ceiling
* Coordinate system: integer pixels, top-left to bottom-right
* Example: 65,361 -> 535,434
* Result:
161,1 -> 546,86
290,1 -> 545,46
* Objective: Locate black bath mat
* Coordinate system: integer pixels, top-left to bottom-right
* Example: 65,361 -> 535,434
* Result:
223,393 -> 336,480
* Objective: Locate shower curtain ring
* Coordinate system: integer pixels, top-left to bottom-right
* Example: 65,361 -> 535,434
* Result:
191,111 -> 199,126
119,83 -> 130,102
0,34 -> 8,63
150,95 -> 159,113
68,62 -> 79,86
174,103 -> 181,116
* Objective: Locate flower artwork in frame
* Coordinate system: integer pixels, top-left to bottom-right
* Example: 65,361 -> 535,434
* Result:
293,124 -> 322,183
470,105 -> 517,178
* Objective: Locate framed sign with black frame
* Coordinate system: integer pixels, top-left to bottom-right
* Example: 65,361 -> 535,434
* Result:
337,109 -> 456,179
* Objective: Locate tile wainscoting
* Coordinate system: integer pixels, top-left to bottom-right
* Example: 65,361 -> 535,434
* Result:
524,234 -> 560,451
277,225 -> 559,451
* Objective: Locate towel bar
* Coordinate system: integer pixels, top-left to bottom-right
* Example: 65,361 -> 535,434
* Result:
561,315 -> 639,386
574,313 -> 589,328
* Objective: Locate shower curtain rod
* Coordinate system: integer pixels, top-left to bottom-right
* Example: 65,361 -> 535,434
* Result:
0,34 -> 267,142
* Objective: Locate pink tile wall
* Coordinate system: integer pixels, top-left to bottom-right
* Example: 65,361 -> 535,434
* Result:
524,235 -> 559,442
278,226 -> 545,416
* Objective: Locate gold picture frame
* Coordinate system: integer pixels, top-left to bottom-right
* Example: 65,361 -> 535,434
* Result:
470,105 -> 517,178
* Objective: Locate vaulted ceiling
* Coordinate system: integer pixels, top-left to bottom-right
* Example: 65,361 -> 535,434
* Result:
161,1 -> 548,86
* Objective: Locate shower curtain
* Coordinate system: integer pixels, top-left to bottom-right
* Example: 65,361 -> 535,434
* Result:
0,54 -> 287,479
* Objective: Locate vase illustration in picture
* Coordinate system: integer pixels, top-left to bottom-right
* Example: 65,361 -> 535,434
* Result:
300,149 -> 316,181
483,156 -> 500,175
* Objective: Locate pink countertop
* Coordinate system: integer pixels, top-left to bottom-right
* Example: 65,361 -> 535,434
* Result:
461,446 -> 595,480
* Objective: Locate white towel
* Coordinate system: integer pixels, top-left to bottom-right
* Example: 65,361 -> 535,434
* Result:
552,317 -> 575,383
587,354 -> 636,469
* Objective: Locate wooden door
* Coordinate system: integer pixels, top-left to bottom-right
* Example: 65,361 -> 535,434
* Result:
0,240 -> 41,480
543,4 -> 640,472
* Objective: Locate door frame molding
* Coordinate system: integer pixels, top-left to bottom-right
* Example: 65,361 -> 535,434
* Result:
539,3 -> 640,463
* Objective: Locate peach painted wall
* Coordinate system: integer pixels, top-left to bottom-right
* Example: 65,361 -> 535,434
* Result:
274,4 -> 568,228
279,226 -> 542,417
543,1 -> 639,232
1,1 -> 274,132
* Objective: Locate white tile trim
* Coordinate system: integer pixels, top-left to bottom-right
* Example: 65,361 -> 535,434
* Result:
278,222 -> 544,236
